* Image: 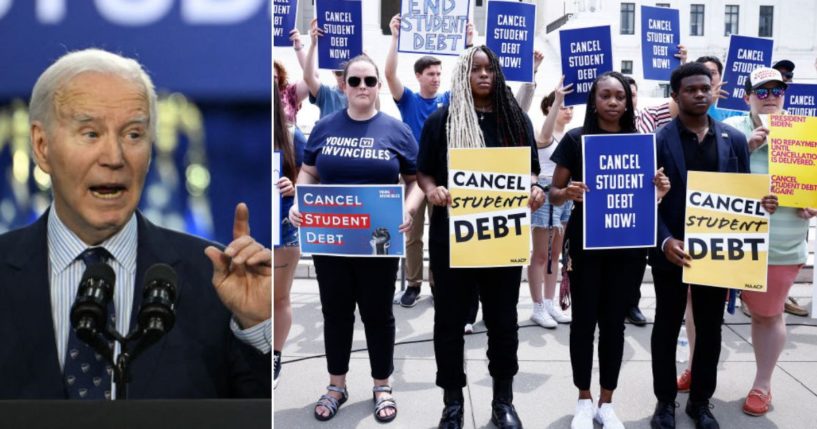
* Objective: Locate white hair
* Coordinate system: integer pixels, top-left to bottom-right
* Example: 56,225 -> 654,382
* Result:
29,48 -> 158,140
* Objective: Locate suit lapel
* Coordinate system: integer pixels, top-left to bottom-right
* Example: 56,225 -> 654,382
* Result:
714,122 -> 732,172
6,212 -> 65,395
130,212 -> 182,395
666,119 -> 688,186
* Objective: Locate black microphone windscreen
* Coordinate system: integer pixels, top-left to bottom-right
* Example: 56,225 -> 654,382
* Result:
144,263 -> 177,294
81,262 -> 116,286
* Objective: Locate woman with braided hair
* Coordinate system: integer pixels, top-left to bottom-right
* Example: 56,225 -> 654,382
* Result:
414,46 -> 546,429
548,71 -> 670,429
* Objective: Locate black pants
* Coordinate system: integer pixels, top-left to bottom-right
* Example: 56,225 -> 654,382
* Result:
429,242 -> 521,389
568,249 -> 646,391
313,255 -> 398,379
651,266 -> 726,403
465,284 -> 479,325
629,257 -> 648,308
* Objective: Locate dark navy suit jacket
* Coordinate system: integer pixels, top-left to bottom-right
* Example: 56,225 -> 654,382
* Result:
649,117 -> 750,271
0,211 -> 271,399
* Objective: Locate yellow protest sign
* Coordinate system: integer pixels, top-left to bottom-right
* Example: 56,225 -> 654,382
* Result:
682,171 -> 770,291
768,114 -> 817,208
448,147 -> 531,267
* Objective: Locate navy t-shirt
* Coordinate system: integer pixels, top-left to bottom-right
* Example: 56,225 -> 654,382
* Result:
396,87 -> 450,142
303,110 -> 417,184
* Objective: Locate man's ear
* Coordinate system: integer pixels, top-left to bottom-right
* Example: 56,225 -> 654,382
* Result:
30,122 -> 52,174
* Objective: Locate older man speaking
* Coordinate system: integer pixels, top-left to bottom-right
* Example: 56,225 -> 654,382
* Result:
0,49 -> 271,399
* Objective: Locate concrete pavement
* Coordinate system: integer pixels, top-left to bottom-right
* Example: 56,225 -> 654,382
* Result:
274,278 -> 817,428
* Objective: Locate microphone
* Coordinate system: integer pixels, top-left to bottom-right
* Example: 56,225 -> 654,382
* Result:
70,263 -> 116,344
137,263 -> 178,339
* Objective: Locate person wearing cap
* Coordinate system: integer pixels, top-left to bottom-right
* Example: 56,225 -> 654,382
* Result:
768,61 -> 810,318
772,59 -> 795,83
771,60 -> 811,318
723,67 -> 817,417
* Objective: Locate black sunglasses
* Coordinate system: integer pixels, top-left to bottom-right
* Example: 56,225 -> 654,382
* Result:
347,76 -> 378,88
781,72 -> 794,79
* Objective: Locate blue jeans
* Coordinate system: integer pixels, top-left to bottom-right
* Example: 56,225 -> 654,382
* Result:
276,197 -> 299,249
531,177 -> 572,229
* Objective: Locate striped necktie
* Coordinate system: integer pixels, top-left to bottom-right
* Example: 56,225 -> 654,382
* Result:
64,247 -> 114,400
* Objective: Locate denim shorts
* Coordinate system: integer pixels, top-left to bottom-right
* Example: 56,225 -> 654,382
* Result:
531,177 -> 572,228
276,198 -> 299,249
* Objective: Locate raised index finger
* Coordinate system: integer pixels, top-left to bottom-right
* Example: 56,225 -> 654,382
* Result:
233,202 -> 250,239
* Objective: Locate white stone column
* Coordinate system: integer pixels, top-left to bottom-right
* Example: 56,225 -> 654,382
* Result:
362,0 -> 382,53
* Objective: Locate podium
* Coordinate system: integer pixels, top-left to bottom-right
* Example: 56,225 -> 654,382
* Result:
0,399 -> 271,429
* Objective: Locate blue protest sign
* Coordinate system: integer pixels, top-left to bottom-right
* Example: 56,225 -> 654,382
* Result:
273,152 -> 282,246
316,0 -> 363,70
559,26 -> 613,106
640,5 -> 680,81
485,1 -> 536,83
398,0 -> 470,56
582,134 -> 657,249
784,83 -> 817,117
297,185 -> 405,257
720,35 -> 773,111
274,0 -> 299,47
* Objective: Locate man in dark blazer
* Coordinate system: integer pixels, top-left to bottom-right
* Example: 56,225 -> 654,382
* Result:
649,63 -> 777,429
0,49 -> 271,399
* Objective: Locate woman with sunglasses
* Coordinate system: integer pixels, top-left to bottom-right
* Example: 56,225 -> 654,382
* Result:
415,45 -> 546,429
549,72 -> 669,429
289,54 -> 417,424
723,67 -> 816,417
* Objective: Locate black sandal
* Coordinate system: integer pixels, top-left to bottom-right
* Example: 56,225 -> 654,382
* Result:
314,385 -> 348,421
372,385 -> 397,423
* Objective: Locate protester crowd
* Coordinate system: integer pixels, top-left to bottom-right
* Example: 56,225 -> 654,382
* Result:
274,17 -> 816,429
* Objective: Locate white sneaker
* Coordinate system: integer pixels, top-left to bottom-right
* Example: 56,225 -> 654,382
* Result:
464,323 -> 474,334
544,299 -> 572,324
530,301 -> 557,328
571,399 -> 596,429
594,403 -> 625,429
